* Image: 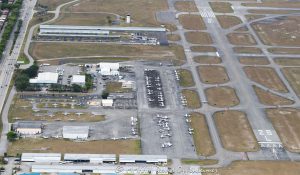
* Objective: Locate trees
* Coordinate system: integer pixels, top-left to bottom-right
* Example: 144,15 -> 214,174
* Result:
7,131 -> 17,142
72,84 -> 82,92
22,63 -> 38,78
15,74 -> 29,91
101,91 -> 109,99
85,74 -> 93,90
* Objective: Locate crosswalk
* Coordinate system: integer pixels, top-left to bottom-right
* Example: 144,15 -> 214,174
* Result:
199,8 -> 215,23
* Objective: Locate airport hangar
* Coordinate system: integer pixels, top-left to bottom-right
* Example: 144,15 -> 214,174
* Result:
38,25 -> 169,45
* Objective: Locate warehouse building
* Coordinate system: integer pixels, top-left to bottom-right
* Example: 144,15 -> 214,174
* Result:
63,126 -> 89,140
119,155 -> 168,164
14,122 -> 42,135
64,154 -> 116,164
97,62 -> 120,76
29,72 -> 59,84
21,153 -> 61,163
71,75 -> 85,86
101,99 -> 114,107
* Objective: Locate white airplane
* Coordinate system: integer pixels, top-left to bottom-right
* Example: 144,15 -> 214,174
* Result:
76,112 -> 83,116
48,114 -> 55,117
63,112 -> 70,116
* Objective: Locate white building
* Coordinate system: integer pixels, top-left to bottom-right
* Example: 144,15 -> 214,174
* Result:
63,126 -> 89,140
119,80 -> 135,89
97,62 -> 119,76
21,153 -> 61,163
119,155 -> 168,164
71,75 -> 86,86
29,72 -> 59,84
64,154 -> 116,163
15,122 -> 42,135
101,99 -> 113,107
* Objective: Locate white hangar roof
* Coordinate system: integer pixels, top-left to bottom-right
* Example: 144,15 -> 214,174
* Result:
119,154 -> 168,163
64,154 -> 116,162
71,75 -> 86,84
29,72 -> 59,84
21,153 -> 61,162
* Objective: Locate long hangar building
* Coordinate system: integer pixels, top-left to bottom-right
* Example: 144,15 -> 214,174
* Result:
38,25 -> 168,45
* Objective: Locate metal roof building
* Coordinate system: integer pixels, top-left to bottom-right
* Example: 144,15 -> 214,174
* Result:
29,72 -> 59,84
64,154 -> 116,163
119,155 -> 168,164
21,153 -> 61,163
14,122 -> 42,135
71,75 -> 85,86
63,126 -> 89,140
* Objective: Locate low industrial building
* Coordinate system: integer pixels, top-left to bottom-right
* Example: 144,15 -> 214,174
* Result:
14,122 -> 42,135
29,72 -> 59,84
71,75 -> 85,86
101,99 -> 114,107
21,153 -> 61,163
63,126 -> 89,140
119,80 -> 135,89
119,155 -> 168,164
98,62 -> 120,76
64,154 -> 116,164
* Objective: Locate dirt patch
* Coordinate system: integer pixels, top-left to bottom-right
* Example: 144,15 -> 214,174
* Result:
238,56 -> 269,65
266,108 -> 300,153
227,33 -> 257,46
245,14 -> 266,22
198,66 -> 229,84
190,112 -> 215,156
193,56 -> 222,64
253,86 -> 294,106
167,34 -> 181,41
233,47 -> 262,54
8,138 -> 141,156
214,110 -> 259,152
174,1 -> 198,12
203,161 -> 300,175
205,86 -> 240,107
177,69 -> 195,87
252,16 -> 300,46
37,0 -> 73,11
209,2 -> 233,13
268,48 -> 300,55
185,31 -> 213,45
282,67 -> 300,96
178,14 -> 206,30
182,89 -> 201,109
244,66 -> 288,93
191,46 -> 217,52
106,82 -> 131,93
274,57 -> 300,66
216,15 -> 242,29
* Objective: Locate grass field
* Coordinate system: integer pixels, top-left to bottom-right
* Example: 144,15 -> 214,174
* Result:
245,14 -> 266,22
174,1 -> 198,12
29,42 -> 186,65
178,14 -> 206,30
191,46 -> 217,52
238,56 -> 269,65
37,0 -> 73,11
216,15 -> 242,29
266,108 -> 300,153
185,31 -> 213,45
214,110 -> 259,152
233,47 -> 262,54
282,67 -> 300,96
193,56 -> 222,64
227,33 -> 257,46
205,86 -> 239,108
190,112 -> 215,156
167,34 -> 181,41
177,69 -> 195,87
198,66 -> 229,84
203,161 -> 300,175
106,82 -> 131,93
182,159 -> 218,166
234,26 -> 249,32
64,0 -> 169,26
182,90 -> 201,109
268,48 -> 300,55
244,67 -> 288,93
253,86 -> 294,106
8,138 -> 141,156
274,57 -> 300,66
209,2 -> 233,13
248,9 -> 300,15
242,2 -> 300,8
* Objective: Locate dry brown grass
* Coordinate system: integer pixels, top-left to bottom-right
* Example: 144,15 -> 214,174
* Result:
64,0 -> 169,26
8,138 -> 141,156
182,89 -> 201,109
37,0 -> 73,11
245,14 -> 266,22
106,82 -> 131,93
214,110 -> 259,152
209,2 -> 233,13
248,9 -> 300,14
268,48 -> 300,55
216,15 -> 242,29
274,57 -> 300,66
234,26 -> 249,32
198,66 -> 229,84
238,56 -> 269,65
205,86 -> 240,107
182,159 -> 218,166
185,32 -> 213,45
227,33 -> 257,46
242,2 -> 300,8
167,34 -> 181,41
244,66 -> 288,93
193,56 -> 222,64
253,86 -> 294,106
190,112 -> 215,156
178,14 -> 206,30
233,47 -> 262,54
252,16 -> 300,46
177,69 -> 195,87
174,1 -> 198,12
266,108 -> 300,153
203,161 -> 300,175
191,46 -> 217,52
282,67 -> 300,96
